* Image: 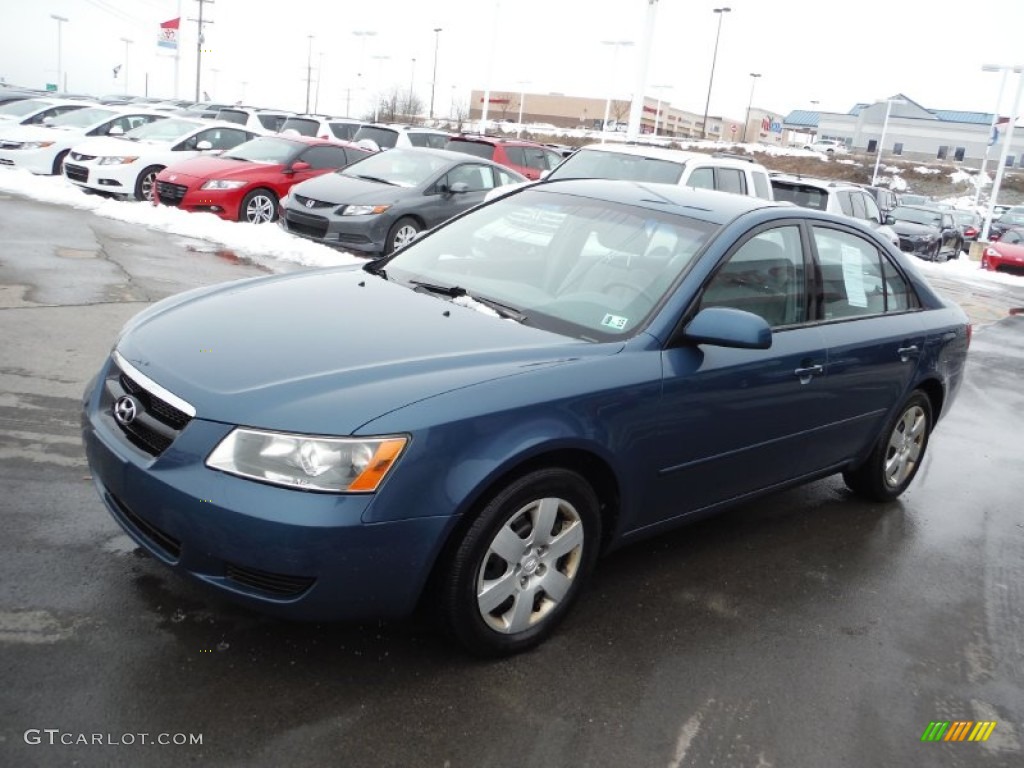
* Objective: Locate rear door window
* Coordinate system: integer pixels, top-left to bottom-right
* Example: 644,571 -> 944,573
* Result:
686,167 -> 714,190
716,168 -> 746,195
299,145 -> 351,170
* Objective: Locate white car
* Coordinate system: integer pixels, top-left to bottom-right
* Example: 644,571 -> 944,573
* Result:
63,117 -> 261,200
0,97 -> 94,129
351,123 -> 453,150
0,106 -> 167,175
803,139 -> 848,155
215,106 -> 294,133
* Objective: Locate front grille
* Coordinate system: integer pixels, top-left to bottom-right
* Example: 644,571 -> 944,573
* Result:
64,163 -> 88,183
156,180 -> 187,206
70,151 -> 96,161
292,193 -> 334,209
0,159 -> 13,166
225,563 -> 316,598
284,210 -> 329,239
101,360 -> 193,457
335,232 -> 372,244
108,492 -> 182,560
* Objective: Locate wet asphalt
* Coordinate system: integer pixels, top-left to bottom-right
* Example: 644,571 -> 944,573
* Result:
0,195 -> 1022,767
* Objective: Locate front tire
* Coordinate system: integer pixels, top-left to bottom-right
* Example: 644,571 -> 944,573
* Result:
386,217 -> 421,254
440,468 -> 601,657
134,165 -> 164,201
240,188 -> 278,223
843,392 -> 932,502
51,150 -> 69,176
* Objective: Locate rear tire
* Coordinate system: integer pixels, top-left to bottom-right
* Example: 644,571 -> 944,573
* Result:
843,392 -> 932,502
440,468 -> 601,657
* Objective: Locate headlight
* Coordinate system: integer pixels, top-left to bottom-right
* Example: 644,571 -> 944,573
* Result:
200,179 -> 247,190
340,204 -> 391,216
21,141 -> 55,149
96,156 -> 139,165
206,428 -> 408,493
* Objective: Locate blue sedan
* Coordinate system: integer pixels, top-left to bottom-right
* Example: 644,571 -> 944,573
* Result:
81,180 -> 970,656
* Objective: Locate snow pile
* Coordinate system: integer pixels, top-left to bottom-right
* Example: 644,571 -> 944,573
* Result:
0,168 -> 365,271
912,167 -> 940,175
950,169 -> 981,187
914,254 -> 1024,287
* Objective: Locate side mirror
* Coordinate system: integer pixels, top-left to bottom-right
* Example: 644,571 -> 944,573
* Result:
108,125 -> 124,136
43,116 -> 55,125
290,161 -> 311,171
196,140 -> 213,151
683,307 -> 772,349
884,214 -> 895,225
449,181 -> 470,194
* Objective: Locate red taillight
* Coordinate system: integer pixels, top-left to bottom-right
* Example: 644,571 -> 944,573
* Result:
965,227 -> 978,237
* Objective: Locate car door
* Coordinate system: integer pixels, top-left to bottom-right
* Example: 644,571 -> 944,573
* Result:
939,213 -> 959,255
646,222 -> 832,526
809,223 -> 927,458
418,163 -> 495,228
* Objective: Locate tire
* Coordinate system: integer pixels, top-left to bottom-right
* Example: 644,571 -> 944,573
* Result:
134,165 -> 164,201
843,391 -> 932,502
386,217 -> 421,254
929,242 -> 941,261
51,150 -> 69,176
440,467 -> 601,657
240,188 -> 278,224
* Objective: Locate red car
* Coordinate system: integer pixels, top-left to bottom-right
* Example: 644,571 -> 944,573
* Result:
153,135 -> 372,223
444,135 -> 564,180
981,228 -> 1024,274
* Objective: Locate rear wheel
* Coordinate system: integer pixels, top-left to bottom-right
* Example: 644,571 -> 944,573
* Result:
240,188 -> 278,223
440,468 -> 601,656
134,165 -> 164,201
51,150 -> 69,176
843,392 -> 932,502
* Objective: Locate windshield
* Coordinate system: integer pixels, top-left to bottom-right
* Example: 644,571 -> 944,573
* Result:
352,125 -> 399,149
222,136 -> 301,163
125,118 -> 202,141
892,206 -> 942,227
382,189 -> 714,340
281,117 -> 319,136
952,211 -> 977,225
50,107 -> 117,128
339,149 -> 449,187
217,109 -> 249,124
547,148 -> 685,184
0,98 -> 53,117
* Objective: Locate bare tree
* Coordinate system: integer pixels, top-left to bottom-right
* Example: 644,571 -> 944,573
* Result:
610,99 -> 630,130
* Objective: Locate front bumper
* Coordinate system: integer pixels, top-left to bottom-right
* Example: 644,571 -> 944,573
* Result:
0,146 -> 56,174
63,160 -> 135,193
897,236 -> 937,259
155,176 -> 241,221
279,204 -> 386,254
82,357 -> 449,621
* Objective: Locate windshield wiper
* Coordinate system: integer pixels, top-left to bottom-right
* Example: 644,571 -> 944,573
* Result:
352,174 -> 397,186
410,281 -> 526,322
362,258 -> 388,279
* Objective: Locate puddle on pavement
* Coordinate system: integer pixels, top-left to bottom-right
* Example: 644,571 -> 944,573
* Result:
184,244 -> 247,266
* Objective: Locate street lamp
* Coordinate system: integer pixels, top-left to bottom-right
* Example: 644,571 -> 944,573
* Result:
980,64 -> 1024,241
871,97 -> 908,186
429,27 -> 442,120
650,84 -> 671,137
701,7 -> 731,140
304,35 -> 314,113
352,30 -> 376,118
600,39 -> 634,143
516,79 -> 531,137
409,57 -> 416,119
371,55 -> 390,122
742,73 -> 761,143
50,14 -> 69,92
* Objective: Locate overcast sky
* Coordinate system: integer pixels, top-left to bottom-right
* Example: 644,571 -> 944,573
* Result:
3,0 -> 1024,123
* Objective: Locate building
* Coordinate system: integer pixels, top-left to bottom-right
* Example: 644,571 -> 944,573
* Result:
783,95 -> 1024,167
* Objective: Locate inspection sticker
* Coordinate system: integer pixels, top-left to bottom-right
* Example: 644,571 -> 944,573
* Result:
601,314 -> 629,330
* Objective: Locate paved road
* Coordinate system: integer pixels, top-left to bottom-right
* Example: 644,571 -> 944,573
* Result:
1,197 -> 1022,767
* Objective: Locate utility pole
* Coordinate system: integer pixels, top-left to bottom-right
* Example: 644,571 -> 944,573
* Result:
50,15 -> 68,93
120,38 -> 133,96
304,35 -> 314,113
188,0 -> 214,102
430,28 -> 442,120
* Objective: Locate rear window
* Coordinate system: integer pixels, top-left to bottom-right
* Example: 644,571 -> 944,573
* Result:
445,139 -> 495,160
409,132 -> 448,148
329,122 -> 360,140
353,125 -> 398,148
259,114 -> 289,131
217,109 -> 249,125
281,117 -> 319,137
549,149 -> 685,184
771,181 -> 828,211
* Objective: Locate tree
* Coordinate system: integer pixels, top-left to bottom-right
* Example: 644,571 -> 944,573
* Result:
368,87 -> 425,124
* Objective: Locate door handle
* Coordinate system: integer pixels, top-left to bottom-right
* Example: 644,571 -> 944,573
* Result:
897,345 -> 919,362
794,364 -> 824,384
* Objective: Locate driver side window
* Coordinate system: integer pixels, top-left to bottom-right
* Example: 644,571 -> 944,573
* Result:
446,164 -> 495,192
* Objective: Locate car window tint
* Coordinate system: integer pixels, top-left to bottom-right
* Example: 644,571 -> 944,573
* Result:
812,227 -> 887,319
687,167 -> 714,190
850,192 -> 868,220
523,148 -> 548,170
880,255 -> 918,312
300,146 -> 349,170
700,225 -> 807,328
504,146 -> 527,165
716,168 -> 746,195
328,122 -> 359,140
447,163 -> 496,191
544,150 -> 563,170
836,191 -> 854,216
862,193 -> 881,222
752,172 -> 771,200
493,167 -> 520,186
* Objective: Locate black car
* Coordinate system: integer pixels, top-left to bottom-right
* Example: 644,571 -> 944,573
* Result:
951,210 -> 982,253
886,205 -> 963,261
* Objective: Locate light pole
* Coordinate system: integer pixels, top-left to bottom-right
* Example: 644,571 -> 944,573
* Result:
429,27 -> 442,120
742,73 -> 761,143
304,35 -> 314,113
980,64 -> 1024,241
409,58 -> 416,120
50,15 -> 68,92
973,67 -> 1010,213
600,39 -> 634,143
371,55 -> 390,122
871,97 -> 908,186
516,80 -> 531,137
120,38 -> 133,96
650,84 -> 671,137
352,30 -> 376,118
701,7 -> 731,140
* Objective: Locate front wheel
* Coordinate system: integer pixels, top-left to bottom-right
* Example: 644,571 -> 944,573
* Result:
386,217 -> 420,254
843,392 -> 933,502
440,468 -> 601,656
51,150 -> 69,176
134,165 -> 164,201
240,188 -> 278,223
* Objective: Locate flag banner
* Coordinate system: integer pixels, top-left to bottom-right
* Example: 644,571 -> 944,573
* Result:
158,18 -> 180,50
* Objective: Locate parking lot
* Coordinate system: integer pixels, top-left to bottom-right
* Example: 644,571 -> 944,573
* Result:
1,195 -> 1022,767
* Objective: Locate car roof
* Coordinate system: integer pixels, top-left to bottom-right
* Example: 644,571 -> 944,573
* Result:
573,142 -> 766,169
530,178 -> 777,224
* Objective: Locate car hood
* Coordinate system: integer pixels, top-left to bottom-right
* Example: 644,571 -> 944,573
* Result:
891,220 -> 938,236
992,241 -> 1024,259
116,268 -> 611,435
290,173 -> 413,205
158,155 -> 281,181
1,124 -> 85,142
